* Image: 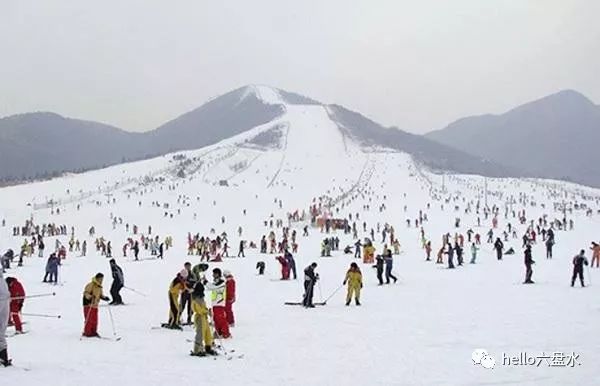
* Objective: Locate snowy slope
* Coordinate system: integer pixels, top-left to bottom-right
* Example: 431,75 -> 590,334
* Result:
1,88 -> 600,385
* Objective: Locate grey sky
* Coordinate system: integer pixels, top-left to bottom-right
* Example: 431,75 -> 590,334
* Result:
1,0 -> 599,134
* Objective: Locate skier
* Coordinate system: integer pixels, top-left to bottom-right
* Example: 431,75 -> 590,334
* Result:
540,235 -> 551,258
343,262 -> 362,306
276,255 -> 290,280
180,263 -> 194,325
189,282 -> 216,357
373,254 -> 384,285
571,250 -> 589,287
523,245 -> 534,284
383,249 -> 398,283
590,242 -> 600,268
494,238 -> 504,260
43,252 -> 60,283
303,263 -> 319,308
6,277 -> 25,334
0,269 -> 11,366
285,250 -> 297,279
469,243 -> 479,264
164,270 -> 187,330
445,243 -> 455,269
109,259 -> 124,305
354,240 -> 362,259
224,270 -> 236,327
237,240 -> 245,257
205,268 -> 230,338
82,273 -> 110,337
455,242 -> 464,266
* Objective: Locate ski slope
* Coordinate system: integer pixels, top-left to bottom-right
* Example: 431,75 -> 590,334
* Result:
1,89 -> 600,385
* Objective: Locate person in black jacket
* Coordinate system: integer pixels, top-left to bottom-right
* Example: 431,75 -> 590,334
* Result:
383,248 -> 398,284
494,238 -> 504,260
445,243 -> 455,269
373,255 -> 384,285
523,245 -> 534,284
302,263 -> 319,308
571,250 -> 589,287
109,259 -> 125,305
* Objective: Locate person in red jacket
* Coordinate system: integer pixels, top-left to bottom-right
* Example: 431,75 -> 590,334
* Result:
6,277 -> 25,334
224,271 -> 236,327
276,256 -> 290,280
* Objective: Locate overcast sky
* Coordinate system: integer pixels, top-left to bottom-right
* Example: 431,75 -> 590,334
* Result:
1,0 -> 599,133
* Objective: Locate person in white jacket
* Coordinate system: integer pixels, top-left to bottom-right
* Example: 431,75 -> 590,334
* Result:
0,268 -> 11,366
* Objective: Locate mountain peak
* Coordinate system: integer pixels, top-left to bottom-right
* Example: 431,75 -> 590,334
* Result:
239,84 -> 285,106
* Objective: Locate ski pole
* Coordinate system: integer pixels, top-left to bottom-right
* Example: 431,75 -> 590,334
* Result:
22,312 -> 61,319
586,264 -> 592,286
323,284 -> 344,304
11,292 -> 56,301
123,286 -> 147,297
318,281 -> 323,302
106,304 -> 120,340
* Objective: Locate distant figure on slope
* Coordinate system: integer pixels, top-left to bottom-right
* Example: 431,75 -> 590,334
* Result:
571,250 -> 589,287
470,243 -> 479,264
383,248 -> 398,283
343,263 -> 362,306
545,237 -> 554,259
523,245 -> 534,284
445,243 -> 455,269
373,254 -> 384,285
494,238 -> 504,260
276,255 -> 290,280
590,242 -> 600,268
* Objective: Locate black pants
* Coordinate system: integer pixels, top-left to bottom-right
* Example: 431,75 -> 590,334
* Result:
525,265 -> 533,282
303,281 -> 315,307
110,281 -> 123,304
290,263 -> 297,279
496,249 -> 502,260
571,269 -> 584,286
376,269 -> 383,285
546,247 -> 552,259
180,291 -> 192,323
385,266 -> 397,283
238,249 -> 245,257
43,271 -> 57,283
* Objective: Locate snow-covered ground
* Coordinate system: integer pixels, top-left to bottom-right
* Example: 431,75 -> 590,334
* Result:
1,92 -> 599,385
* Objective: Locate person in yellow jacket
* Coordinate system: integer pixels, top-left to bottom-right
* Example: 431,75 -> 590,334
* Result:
162,269 -> 188,330
82,273 -> 109,337
343,262 -> 362,306
189,282 -> 217,357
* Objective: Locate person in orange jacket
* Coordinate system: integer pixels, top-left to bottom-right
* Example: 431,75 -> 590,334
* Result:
224,270 -> 236,327
82,273 -> 109,337
6,277 -> 25,334
590,242 -> 600,268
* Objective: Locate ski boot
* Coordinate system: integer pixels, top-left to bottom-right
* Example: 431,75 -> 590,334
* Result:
190,351 -> 206,357
206,346 -> 218,356
0,349 -> 12,367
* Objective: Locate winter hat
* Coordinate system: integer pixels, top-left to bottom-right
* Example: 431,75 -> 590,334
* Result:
179,269 -> 189,279
223,270 -> 232,277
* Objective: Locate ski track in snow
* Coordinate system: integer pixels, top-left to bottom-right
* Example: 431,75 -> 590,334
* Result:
1,91 -> 600,386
